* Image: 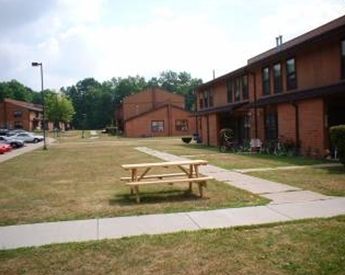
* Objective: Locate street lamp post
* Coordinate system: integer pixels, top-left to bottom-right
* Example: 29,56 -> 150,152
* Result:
31,62 -> 47,150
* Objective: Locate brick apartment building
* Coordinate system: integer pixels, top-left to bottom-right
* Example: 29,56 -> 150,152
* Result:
195,15 -> 345,158
122,87 -> 196,138
0,98 -> 45,131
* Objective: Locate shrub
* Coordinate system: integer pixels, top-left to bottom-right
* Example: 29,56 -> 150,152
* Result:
330,125 -> 345,165
182,137 -> 192,144
107,126 -> 117,136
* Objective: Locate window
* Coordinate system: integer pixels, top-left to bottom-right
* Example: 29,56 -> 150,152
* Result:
201,88 -> 213,108
199,92 -> 204,109
151,120 -> 164,132
227,79 -> 233,103
286,58 -> 297,90
265,108 -> 278,140
262,67 -> 270,95
13,110 -> 22,118
14,121 -> 23,129
209,89 -> 214,107
242,75 -> 248,100
273,63 -> 282,93
175,119 -> 189,131
341,40 -> 345,79
203,90 -> 209,108
234,78 -> 241,101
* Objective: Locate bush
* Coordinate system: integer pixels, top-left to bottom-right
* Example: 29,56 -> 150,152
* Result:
182,137 -> 192,144
330,125 -> 345,165
106,126 -> 117,136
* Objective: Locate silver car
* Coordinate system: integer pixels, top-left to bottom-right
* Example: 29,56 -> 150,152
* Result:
12,132 -> 44,143
0,136 -> 25,148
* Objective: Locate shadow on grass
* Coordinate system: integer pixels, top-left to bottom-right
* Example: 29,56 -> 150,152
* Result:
315,166 -> 345,174
109,189 -> 204,205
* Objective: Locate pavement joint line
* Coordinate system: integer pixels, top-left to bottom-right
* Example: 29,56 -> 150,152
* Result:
265,205 -> 295,220
185,213 -> 202,229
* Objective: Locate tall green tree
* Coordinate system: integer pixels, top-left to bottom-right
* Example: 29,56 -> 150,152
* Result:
45,92 -> 75,128
0,80 -> 35,102
157,71 -> 202,110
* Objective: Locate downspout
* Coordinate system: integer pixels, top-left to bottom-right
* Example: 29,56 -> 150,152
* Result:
292,102 -> 300,155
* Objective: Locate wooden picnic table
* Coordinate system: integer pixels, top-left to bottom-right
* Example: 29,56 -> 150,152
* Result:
121,159 -> 213,203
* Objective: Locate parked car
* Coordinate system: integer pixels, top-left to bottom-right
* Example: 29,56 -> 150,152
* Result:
11,132 -> 44,143
0,129 -> 10,136
6,129 -> 26,136
0,136 -> 25,149
0,145 -> 7,154
0,143 -> 12,153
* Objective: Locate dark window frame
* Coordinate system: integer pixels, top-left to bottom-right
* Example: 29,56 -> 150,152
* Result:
13,110 -> 23,118
262,67 -> 270,95
209,88 -> 214,107
203,90 -> 209,108
151,120 -> 164,132
14,121 -> 23,129
286,58 -> 297,90
175,119 -> 189,131
234,78 -> 241,102
242,74 -> 249,100
199,91 -> 204,109
273,63 -> 283,93
265,107 -> 278,140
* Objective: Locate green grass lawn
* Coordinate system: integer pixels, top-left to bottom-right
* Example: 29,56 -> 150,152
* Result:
0,134 -> 267,226
150,142 -> 332,169
1,216 -> 344,275
248,166 -> 345,196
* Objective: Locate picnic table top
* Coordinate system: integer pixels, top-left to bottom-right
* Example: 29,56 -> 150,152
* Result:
121,159 -> 208,170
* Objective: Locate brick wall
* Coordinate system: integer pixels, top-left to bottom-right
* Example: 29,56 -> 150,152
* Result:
123,88 -> 185,120
298,98 -> 325,157
212,81 -> 227,107
1,102 -> 31,130
125,105 -> 196,138
0,102 -> 5,128
278,103 -> 297,142
296,39 -> 341,90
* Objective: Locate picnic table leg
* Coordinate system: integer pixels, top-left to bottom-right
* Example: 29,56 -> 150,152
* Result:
188,165 -> 193,191
131,168 -> 137,181
198,181 -> 205,198
134,185 -> 140,203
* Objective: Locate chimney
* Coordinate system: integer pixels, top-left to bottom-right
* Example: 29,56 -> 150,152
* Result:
276,35 -> 283,50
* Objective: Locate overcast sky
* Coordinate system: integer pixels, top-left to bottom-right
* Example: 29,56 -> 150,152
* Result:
0,0 -> 344,91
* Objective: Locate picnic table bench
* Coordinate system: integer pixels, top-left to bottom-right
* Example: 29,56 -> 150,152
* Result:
121,160 -> 213,203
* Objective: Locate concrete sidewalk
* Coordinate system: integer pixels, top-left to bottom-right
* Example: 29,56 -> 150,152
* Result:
1,198 -> 345,250
1,146 -> 344,250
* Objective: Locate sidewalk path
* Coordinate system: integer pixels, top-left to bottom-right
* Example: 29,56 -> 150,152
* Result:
135,147 -> 335,204
1,146 -> 344,250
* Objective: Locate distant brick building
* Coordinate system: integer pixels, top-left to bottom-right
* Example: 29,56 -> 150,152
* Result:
195,15 -> 345,158
0,98 -> 44,131
122,87 -> 196,138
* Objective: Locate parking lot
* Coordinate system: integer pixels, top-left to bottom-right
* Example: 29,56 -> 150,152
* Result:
0,138 -> 53,163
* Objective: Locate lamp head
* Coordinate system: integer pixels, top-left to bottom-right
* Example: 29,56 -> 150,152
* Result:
31,62 -> 42,66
